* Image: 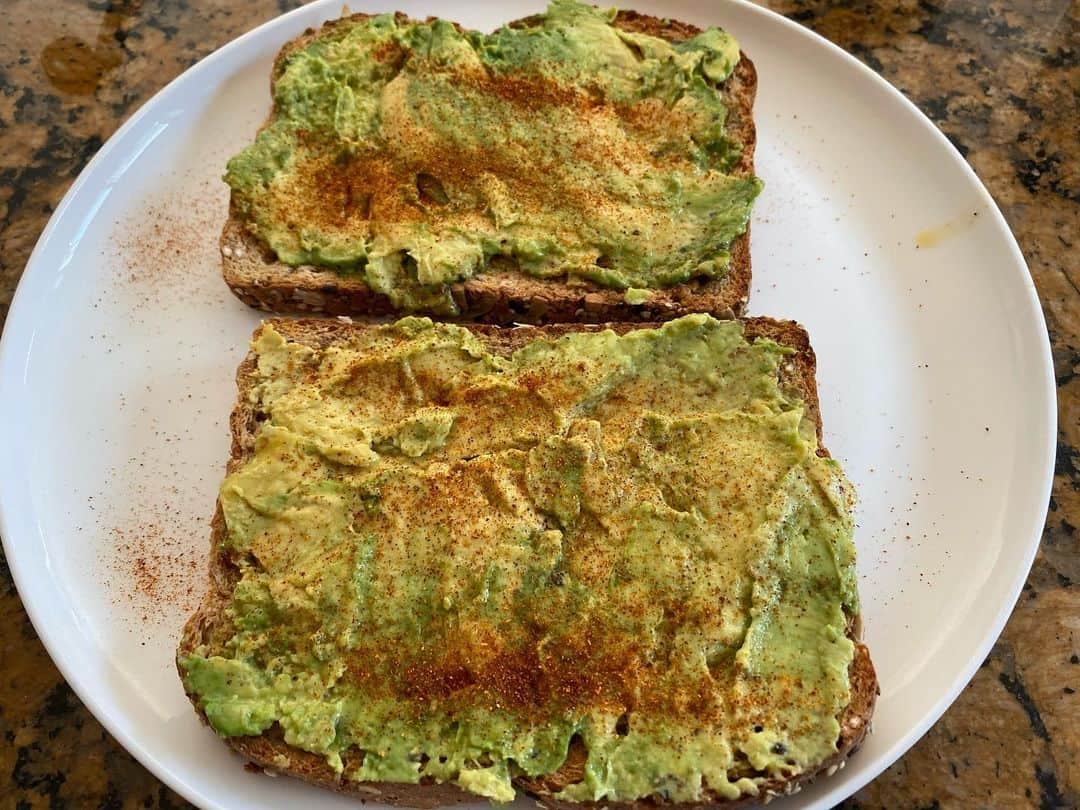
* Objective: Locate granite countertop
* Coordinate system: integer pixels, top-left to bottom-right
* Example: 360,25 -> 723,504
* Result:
0,0 -> 1076,807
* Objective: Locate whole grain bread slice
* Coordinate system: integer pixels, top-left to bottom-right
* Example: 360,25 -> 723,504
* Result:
220,9 -> 758,324
178,316 -> 877,808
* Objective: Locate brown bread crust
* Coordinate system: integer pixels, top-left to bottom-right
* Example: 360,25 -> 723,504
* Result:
178,317 -> 877,807
220,9 -> 758,324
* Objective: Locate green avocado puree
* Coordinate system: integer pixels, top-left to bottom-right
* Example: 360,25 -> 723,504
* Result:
225,0 -> 763,313
180,315 -> 860,803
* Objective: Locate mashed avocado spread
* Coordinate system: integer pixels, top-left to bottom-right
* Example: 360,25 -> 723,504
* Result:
180,315 -> 860,803
225,0 -> 763,313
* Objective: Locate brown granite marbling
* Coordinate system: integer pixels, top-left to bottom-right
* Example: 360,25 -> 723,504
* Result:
0,1 -> 1076,807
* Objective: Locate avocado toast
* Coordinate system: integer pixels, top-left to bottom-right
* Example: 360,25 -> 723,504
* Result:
221,1 -> 760,323
178,314 -> 877,806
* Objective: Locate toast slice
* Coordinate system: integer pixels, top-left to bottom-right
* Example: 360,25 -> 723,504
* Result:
220,6 -> 759,324
178,315 -> 876,807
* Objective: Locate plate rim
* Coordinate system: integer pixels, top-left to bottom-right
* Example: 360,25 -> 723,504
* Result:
0,1 -> 1056,808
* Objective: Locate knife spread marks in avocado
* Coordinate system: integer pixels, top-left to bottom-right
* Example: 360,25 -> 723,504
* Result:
225,0 -> 763,313
180,315 -> 860,803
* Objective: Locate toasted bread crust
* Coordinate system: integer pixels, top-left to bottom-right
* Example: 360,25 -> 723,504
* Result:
178,317 -> 877,807
220,9 -> 758,324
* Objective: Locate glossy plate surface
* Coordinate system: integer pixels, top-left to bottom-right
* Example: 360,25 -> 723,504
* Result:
0,1 -> 1055,808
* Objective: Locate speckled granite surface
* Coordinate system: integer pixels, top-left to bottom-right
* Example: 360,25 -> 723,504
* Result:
0,0 -> 1076,807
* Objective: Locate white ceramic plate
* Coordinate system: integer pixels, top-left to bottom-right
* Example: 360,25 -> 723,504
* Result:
0,1 -> 1055,808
